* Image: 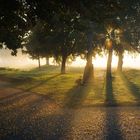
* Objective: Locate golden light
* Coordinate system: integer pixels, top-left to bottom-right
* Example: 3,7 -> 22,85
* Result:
105,38 -> 112,49
114,28 -> 123,44
1,49 -> 140,69
107,26 -> 113,34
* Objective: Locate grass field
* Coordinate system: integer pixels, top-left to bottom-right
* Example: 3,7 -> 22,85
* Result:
0,66 -> 140,139
0,66 -> 140,107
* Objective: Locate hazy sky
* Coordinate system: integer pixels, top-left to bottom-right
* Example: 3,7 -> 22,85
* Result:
0,49 -> 140,69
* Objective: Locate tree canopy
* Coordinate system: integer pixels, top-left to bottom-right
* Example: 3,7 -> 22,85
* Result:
0,0 -> 139,80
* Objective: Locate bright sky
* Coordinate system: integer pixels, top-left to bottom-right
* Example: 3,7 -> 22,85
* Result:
0,49 -> 140,69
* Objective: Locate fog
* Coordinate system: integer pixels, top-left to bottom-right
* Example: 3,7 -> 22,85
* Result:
0,49 -> 41,69
0,49 -> 140,69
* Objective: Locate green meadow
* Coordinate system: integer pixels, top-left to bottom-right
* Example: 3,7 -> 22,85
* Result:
0,66 -> 140,107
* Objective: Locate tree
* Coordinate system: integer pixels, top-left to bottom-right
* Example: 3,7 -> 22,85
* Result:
23,1 -> 76,73
113,1 -> 140,73
23,21 -> 53,68
8,0 -> 139,79
0,0 -> 29,55
62,0 -> 126,83
105,36 -> 113,78
48,26 -> 85,74
101,0 -> 140,77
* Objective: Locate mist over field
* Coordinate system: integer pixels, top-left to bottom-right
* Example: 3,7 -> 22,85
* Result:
0,49 -> 44,69
0,49 -> 140,69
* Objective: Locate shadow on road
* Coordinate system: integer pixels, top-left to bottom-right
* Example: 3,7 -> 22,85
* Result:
43,84 -> 92,140
0,79 -> 92,140
0,74 -> 126,140
105,76 -> 123,140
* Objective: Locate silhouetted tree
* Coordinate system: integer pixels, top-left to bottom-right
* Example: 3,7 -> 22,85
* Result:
0,0 -> 30,55
113,1 -> 140,73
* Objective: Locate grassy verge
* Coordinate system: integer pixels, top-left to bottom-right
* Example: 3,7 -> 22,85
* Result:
0,66 -> 140,107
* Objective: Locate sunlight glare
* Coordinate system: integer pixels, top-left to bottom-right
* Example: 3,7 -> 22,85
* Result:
0,49 -> 140,69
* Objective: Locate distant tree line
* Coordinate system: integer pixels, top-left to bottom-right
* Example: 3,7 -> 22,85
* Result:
0,0 -> 140,84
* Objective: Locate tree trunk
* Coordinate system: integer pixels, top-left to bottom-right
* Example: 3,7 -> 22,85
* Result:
117,50 -> 123,73
83,54 -> 94,84
46,57 -> 49,65
106,48 -> 113,78
38,55 -> 41,68
61,54 -> 67,74
83,32 -> 94,84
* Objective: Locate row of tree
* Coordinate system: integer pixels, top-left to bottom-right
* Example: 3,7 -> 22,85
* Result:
0,0 -> 140,84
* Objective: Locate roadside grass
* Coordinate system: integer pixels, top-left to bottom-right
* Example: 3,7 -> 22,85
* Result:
0,66 -> 140,107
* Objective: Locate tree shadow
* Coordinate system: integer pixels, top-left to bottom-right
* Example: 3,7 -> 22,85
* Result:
105,76 -> 123,139
105,107 -> 123,140
1,81 -> 92,140
42,84 -> 92,139
63,84 -> 92,108
119,72 -> 140,103
105,76 -> 117,106
0,74 -> 60,105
